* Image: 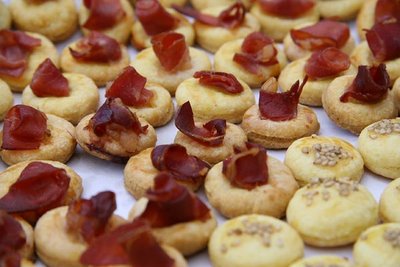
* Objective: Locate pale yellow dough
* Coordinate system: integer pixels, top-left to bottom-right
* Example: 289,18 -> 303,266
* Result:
175,77 -> 255,124
17,218 -> 34,260
10,0 -> 78,41
284,135 -> 364,186
22,73 -> 99,125
0,114 -> 76,166
356,0 -> 376,40
0,0 -> 11,29
353,223 -> 400,267
289,255 -> 352,267
287,178 -> 379,247
214,38 -> 287,88
0,79 -> 13,121
393,77 -> 400,111
317,0 -> 364,21
205,156 -> 299,219
190,0 -> 253,10
208,215 -> 304,267
79,0 -> 134,43
379,178 -> 400,223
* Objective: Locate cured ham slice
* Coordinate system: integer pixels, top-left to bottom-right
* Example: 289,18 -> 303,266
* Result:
366,22 -> 400,62
175,101 -> 226,146
151,32 -> 190,72
1,105 -> 47,150
259,0 -> 315,18
105,66 -> 153,107
222,143 -> 269,190
66,191 -> 116,243
69,31 -> 121,63
340,64 -> 390,103
0,211 -> 25,267
83,0 -> 125,30
136,0 -> 178,36
193,71 -> 243,94
80,220 -> 175,267
0,162 -> 70,224
375,0 -> 400,24
259,77 -> 307,121
305,47 -> 350,79
151,144 -> 210,185
0,30 -> 41,78
233,32 -> 278,74
290,20 -> 350,51
30,59 -> 70,97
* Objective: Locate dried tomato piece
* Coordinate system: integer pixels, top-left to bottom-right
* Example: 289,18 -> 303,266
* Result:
259,0 -> 315,18
305,47 -> 350,79
366,22 -> 400,62
375,0 -> 400,24
0,211 -> 26,266
1,105 -> 47,151
83,0 -> 126,30
193,71 -> 243,94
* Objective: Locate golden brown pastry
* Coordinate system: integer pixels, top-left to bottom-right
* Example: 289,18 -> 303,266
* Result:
0,0 -> 11,29
190,0 -> 253,10
0,79 -> 13,121
379,178 -> 400,223
317,0 -> 364,21
289,255 -> 352,267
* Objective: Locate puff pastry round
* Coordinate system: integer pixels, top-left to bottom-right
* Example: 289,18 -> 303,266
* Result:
317,0 -> 364,21
0,79 -> 13,121
393,77 -> 400,111
379,178 -> 400,223
289,255 -> 352,267
0,0 -> 11,29
190,0 -> 253,10
356,0 -> 376,40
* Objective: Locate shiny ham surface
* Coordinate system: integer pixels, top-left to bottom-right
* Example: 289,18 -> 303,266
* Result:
83,0 -> 125,30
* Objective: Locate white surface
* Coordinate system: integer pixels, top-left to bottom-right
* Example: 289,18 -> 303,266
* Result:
0,1 -> 393,266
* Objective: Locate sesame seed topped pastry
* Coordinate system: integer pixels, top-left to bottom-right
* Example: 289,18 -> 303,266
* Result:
0,79 -> 13,121
316,0 -> 364,21
289,255 -> 352,267
0,0 -> 11,29
379,178 -> 400,223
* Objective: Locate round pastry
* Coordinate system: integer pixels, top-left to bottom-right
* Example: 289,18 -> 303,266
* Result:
205,143 -> 299,218
208,214 -> 304,267
159,0 -> 187,7
353,223 -> 400,267
284,135 -> 364,186
214,32 -> 287,88
60,32 -> 130,87
0,30 -> 59,92
358,119 -> 400,179
250,0 -> 319,41
287,177 -> 379,247
175,71 -> 255,124
0,105 -> 76,166
289,255 -> 352,267
0,0 -> 11,29
380,178 -> 400,223
0,79 -> 13,121
190,0 -> 253,10
79,0 -> 134,43
393,77 -> 400,111
356,0 -> 376,40
317,0 -> 364,21
9,0 -> 78,41
22,59 -> 99,125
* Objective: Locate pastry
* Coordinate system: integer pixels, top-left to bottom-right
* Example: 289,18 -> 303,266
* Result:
0,30 -> 58,92
10,0 -> 78,41
379,178 -> 400,223
129,0 -> 188,7
317,0 -> 364,21
241,77 -> 320,149
358,119 -> 400,179
105,66 -> 173,127
131,31 -> 211,95
208,214 -> 304,267
0,105 -> 76,166
289,255 -> 352,267
353,223 -> 400,267
79,0 -> 134,43
124,144 -> 210,198
0,79 -> 13,121
175,71 -> 255,123
129,172 -> 217,256
286,177 -> 379,247
250,0 -> 319,41
284,135 -> 364,186
75,98 -> 156,162
190,0 -> 253,10
214,32 -> 287,88
174,101 -> 247,164
205,143 -> 298,218
60,31 -> 130,87
393,77 -> 400,111
22,58 -> 99,125
131,0 -> 194,50
0,0 -> 11,29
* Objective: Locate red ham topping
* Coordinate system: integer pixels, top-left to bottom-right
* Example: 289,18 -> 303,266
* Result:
233,32 -> 278,75
136,0 -> 178,36
80,220 -> 175,267
105,66 -> 153,107
365,22 -> 400,62
375,0 -> 400,24
340,64 -> 390,104
83,0 -> 125,30
151,144 -> 210,186
151,32 -> 190,72
305,47 -> 350,79
173,2 -> 245,29
69,31 -> 121,63
290,20 -> 350,51
0,162 -> 70,224
30,59 -> 70,97
137,172 -> 210,228
90,98 -> 148,137
0,30 -> 41,78
193,71 -> 243,94
222,143 -> 268,190
259,77 -> 307,121
0,211 -> 25,267
259,0 -> 315,18
1,105 -> 47,151
66,191 -> 116,244
175,101 -> 226,146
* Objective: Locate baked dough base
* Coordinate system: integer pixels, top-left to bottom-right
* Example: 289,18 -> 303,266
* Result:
289,255 -> 352,267
317,0 -> 364,21
356,0 -> 376,40
0,0 -> 11,29
379,178 -> 400,223
393,77 -> 400,111
190,0 -> 253,10
0,79 -> 13,121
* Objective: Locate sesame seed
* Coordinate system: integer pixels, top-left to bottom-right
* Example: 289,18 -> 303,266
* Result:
368,119 -> 400,138
383,228 -> 400,248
